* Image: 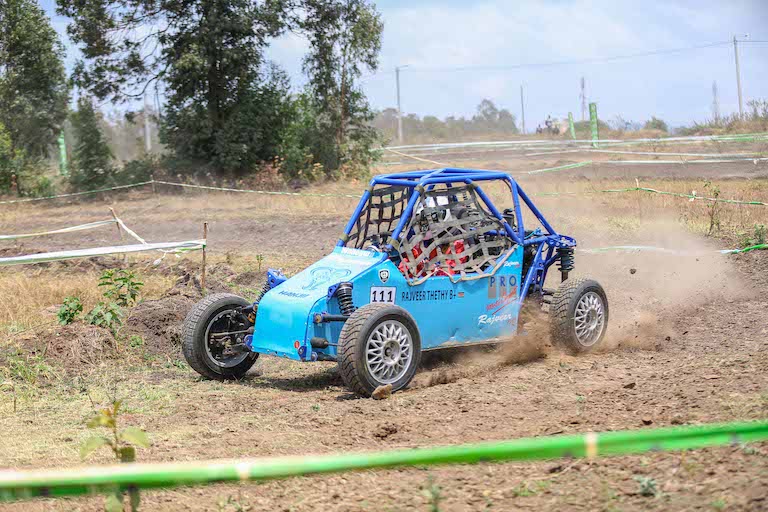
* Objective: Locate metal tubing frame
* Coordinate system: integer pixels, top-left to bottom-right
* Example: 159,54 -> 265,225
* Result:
338,168 -> 576,299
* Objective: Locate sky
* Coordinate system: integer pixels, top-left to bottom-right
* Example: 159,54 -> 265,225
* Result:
41,0 -> 768,130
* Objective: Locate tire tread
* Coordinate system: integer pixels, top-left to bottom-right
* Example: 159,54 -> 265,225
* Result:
549,277 -> 608,354
338,303 -> 393,396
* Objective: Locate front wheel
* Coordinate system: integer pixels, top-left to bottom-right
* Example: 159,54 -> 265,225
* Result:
182,293 -> 258,380
338,303 -> 422,397
550,277 -> 608,353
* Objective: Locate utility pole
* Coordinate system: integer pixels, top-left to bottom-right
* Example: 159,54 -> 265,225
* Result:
395,66 -> 408,144
143,92 -> 152,153
520,85 -> 526,135
711,81 -> 720,124
580,77 -> 587,121
733,35 -> 745,118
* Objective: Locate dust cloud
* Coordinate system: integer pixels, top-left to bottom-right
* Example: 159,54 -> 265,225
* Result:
414,180 -> 752,387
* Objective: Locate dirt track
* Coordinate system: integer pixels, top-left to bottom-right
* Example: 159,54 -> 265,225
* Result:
2,160 -> 768,511
4,249 -> 767,511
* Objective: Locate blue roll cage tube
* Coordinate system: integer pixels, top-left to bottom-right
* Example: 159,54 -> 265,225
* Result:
336,168 -> 576,302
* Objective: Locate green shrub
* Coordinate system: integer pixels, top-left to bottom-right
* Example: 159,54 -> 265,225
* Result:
114,156 -> 159,186
57,296 -> 83,325
81,400 -> 150,511
643,116 -> 668,132
85,302 -> 123,335
98,269 -> 143,307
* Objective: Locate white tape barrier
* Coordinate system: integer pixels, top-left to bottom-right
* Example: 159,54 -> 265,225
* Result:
384,133 -> 768,153
0,181 -> 153,205
0,240 -> 206,267
579,245 -> 765,255
588,149 -> 766,158
153,180 -> 361,198
384,148 -> 447,167
115,218 -> 147,244
0,220 -> 117,240
603,158 -> 768,165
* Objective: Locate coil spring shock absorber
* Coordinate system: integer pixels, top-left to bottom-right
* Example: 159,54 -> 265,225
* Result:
244,281 -> 272,324
557,247 -> 575,282
335,282 -> 356,316
254,280 -> 271,304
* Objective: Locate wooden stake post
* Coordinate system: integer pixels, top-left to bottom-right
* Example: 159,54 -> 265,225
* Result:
109,207 -> 126,263
201,222 -> 208,291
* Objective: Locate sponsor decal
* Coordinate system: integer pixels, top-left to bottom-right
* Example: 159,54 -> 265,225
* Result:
279,290 -> 310,298
478,313 -> 514,326
340,247 -> 374,257
302,267 -> 352,291
486,292 -> 516,312
378,268 -> 390,284
401,289 -> 456,302
487,275 -> 517,299
503,260 -> 521,267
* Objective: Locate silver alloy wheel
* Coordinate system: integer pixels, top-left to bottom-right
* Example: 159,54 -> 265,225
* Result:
204,310 -> 250,368
574,291 -> 606,346
365,320 -> 413,384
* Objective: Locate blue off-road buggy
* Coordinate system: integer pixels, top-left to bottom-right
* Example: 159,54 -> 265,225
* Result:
182,168 -> 608,396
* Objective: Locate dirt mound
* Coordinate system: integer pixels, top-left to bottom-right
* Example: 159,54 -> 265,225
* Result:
231,270 -> 265,287
125,268 -> 234,357
46,324 -> 118,366
126,274 -> 202,357
6,323 -> 118,370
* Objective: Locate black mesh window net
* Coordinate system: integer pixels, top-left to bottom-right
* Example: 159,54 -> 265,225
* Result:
393,184 -> 515,285
345,184 -> 412,249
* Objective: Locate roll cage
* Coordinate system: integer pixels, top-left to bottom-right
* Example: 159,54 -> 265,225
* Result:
337,168 -> 576,302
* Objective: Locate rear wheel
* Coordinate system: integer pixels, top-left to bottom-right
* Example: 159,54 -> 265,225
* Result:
550,277 -> 608,353
338,303 -> 421,397
182,293 -> 258,380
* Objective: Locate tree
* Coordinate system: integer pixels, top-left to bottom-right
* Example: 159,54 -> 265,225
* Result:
0,0 -> 69,158
69,96 -> 114,190
643,116 -> 668,132
59,0 -> 384,178
301,0 -> 383,175
0,121 -> 13,191
163,62 -> 294,176
58,0 -> 290,175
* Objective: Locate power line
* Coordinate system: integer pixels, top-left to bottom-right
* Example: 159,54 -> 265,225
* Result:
394,41 -> 732,74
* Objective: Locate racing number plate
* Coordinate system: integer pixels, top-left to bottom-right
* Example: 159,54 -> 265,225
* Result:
369,286 -> 396,304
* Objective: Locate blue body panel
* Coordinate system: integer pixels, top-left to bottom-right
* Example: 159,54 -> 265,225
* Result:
250,247 -> 386,360
251,245 -> 524,361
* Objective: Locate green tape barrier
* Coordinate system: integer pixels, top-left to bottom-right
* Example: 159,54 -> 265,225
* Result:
722,243 -> 768,254
527,161 -> 593,174
579,244 -> 768,255
534,186 -> 768,206
601,186 -> 768,206
0,421 -> 766,502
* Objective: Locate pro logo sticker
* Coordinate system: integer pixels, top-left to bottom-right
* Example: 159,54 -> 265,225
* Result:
378,268 -> 390,284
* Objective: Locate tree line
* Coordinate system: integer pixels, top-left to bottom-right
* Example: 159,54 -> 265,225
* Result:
0,0 -> 383,196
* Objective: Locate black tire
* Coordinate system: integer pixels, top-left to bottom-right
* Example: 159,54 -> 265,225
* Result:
338,303 -> 422,397
182,293 -> 258,380
549,277 -> 609,354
